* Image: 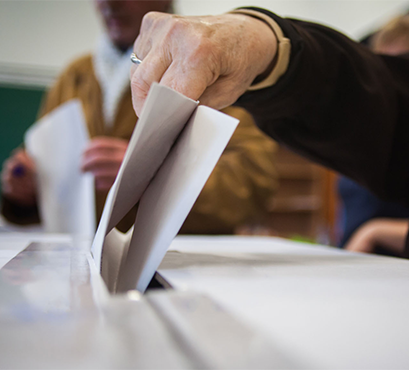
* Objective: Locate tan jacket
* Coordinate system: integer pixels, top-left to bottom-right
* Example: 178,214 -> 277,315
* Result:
3,54 -> 278,234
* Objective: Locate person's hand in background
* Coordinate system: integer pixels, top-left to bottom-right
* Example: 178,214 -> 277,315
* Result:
345,218 -> 409,255
81,136 -> 128,191
130,12 -> 278,116
1,149 -> 37,206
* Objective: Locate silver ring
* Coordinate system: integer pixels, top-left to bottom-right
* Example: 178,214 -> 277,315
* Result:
130,53 -> 142,65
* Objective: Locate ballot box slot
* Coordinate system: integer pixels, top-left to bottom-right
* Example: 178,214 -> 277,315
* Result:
146,271 -> 174,291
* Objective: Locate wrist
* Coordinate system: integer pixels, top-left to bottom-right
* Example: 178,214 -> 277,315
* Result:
229,9 -> 291,90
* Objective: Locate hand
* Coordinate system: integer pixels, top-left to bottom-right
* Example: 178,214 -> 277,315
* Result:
131,12 -> 277,116
1,149 -> 37,206
345,221 -> 379,254
81,137 -> 128,191
345,218 -> 409,255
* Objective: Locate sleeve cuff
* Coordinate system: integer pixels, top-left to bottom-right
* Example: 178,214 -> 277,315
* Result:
229,8 -> 291,90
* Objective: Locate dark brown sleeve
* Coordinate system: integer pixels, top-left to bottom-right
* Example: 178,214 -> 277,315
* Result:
237,8 -> 409,206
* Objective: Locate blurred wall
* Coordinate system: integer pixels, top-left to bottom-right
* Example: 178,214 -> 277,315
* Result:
1,0 -> 408,85
0,86 -> 45,182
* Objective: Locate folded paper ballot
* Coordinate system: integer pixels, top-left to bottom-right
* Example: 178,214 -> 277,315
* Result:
91,83 -> 238,293
25,100 -> 96,237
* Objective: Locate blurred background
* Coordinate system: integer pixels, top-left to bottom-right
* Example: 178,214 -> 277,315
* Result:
1,0 -> 408,243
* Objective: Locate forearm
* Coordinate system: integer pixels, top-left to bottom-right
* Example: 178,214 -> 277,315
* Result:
345,218 -> 409,255
370,219 -> 409,254
237,8 -> 409,205
130,7 -> 409,205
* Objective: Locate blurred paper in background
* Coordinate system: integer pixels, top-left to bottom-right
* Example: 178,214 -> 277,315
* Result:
25,100 -> 95,237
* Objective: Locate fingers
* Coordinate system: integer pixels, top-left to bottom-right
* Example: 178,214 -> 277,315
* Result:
2,150 -> 34,184
158,57 -> 216,102
85,156 -> 120,191
82,137 -> 128,191
82,152 -> 121,191
130,54 -> 171,115
132,45 -> 216,114
131,12 -> 218,114
94,176 -> 117,191
84,137 -> 128,153
11,149 -> 36,172
81,153 -> 122,174
131,12 -> 173,115
344,223 -> 376,253
198,76 -> 249,110
130,12 -> 278,115
1,150 -> 37,205
132,52 -> 212,115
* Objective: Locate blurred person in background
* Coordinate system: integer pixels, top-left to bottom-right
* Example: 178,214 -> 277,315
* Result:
1,0 -> 278,234
339,14 -> 409,256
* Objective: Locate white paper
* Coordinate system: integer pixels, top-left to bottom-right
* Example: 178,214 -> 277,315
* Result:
117,106 -> 238,293
91,83 -> 238,293
107,84 -> 198,232
25,100 -> 95,237
91,84 -> 198,273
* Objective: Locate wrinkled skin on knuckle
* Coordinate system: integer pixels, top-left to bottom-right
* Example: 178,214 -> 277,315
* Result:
140,11 -> 163,32
151,14 -> 183,52
157,19 -> 220,95
166,16 -> 192,39
186,35 -> 223,86
136,12 -> 170,57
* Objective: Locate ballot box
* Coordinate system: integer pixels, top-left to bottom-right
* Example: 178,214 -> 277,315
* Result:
2,233 -> 409,369
0,233 -> 295,369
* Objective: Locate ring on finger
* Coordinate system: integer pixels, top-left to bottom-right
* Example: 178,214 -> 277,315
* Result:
130,53 -> 143,65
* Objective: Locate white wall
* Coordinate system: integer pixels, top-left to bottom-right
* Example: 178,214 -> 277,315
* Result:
0,0 -> 408,85
178,1 -> 409,38
0,1 -> 101,70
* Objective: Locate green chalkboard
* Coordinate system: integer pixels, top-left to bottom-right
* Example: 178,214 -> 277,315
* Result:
0,84 -> 46,192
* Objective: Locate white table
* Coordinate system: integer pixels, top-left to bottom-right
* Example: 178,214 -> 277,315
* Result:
162,235 -> 409,369
1,232 -> 409,369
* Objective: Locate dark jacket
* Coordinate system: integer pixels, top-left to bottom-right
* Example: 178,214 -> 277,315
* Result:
238,8 -> 409,207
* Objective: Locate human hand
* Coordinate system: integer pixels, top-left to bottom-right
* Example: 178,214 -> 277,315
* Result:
81,137 -> 128,191
131,12 -> 278,116
345,220 -> 379,253
1,149 -> 37,206
345,218 -> 409,255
